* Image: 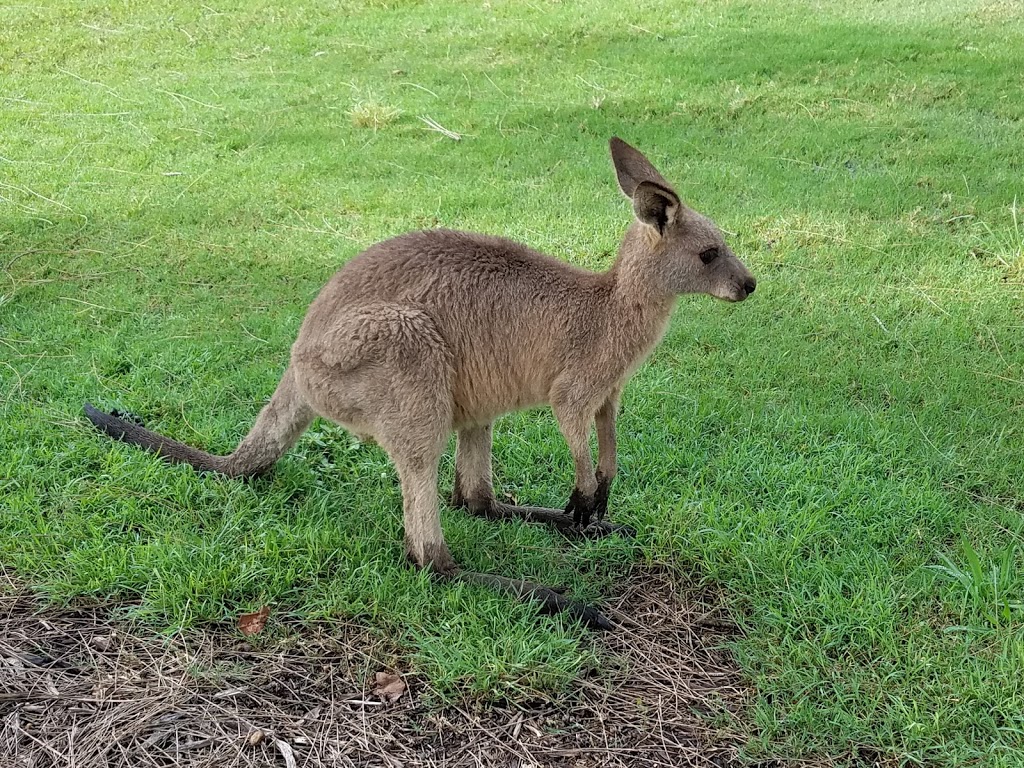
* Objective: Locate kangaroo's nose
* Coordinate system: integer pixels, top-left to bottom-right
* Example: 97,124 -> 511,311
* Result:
743,277 -> 757,295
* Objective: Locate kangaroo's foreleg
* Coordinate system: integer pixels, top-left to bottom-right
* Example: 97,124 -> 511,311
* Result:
551,385 -> 605,529
593,388 -> 621,522
551,382 -> 636,537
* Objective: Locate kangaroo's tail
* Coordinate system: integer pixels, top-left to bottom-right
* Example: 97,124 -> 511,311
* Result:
84,366 -> 315,478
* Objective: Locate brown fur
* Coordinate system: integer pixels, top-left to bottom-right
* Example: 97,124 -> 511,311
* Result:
84,138 -> 755,627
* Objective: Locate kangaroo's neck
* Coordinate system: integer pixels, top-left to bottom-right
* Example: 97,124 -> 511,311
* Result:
600,223 -> 678,369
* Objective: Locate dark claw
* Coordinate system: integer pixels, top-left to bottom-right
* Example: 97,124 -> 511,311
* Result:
567,600 -> 616,631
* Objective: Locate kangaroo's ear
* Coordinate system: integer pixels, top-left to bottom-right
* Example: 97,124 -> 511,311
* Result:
633,180 -> 680,234
609,136 -> 673,198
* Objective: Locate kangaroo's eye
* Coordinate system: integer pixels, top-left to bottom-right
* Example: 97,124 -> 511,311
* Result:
700,247 -> 720,265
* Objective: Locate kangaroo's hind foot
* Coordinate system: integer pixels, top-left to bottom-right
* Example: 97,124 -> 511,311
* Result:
453,570 -> 615,631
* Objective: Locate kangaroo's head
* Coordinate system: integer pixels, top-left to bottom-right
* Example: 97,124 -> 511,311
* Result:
610,137 -> 756,302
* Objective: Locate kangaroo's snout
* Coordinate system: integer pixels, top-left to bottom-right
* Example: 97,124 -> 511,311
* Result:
710,268 -> 758,303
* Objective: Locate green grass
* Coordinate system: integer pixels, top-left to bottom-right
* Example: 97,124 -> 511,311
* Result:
3,0 -> 1024,763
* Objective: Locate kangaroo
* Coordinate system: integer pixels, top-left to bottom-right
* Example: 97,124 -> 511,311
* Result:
84,137 -> 756,629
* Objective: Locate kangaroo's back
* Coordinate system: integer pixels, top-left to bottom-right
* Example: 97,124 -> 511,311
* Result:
294,229 -> 612,425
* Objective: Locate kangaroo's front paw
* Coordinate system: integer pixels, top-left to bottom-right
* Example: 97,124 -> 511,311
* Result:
593,471 -> 612,521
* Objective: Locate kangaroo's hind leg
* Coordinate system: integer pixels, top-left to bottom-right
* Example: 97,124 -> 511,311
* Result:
293,303 -> 460,574
381,426 -> 457,575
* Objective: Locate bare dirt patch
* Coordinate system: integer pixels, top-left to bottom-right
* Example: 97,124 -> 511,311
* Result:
2,566 -> 748,767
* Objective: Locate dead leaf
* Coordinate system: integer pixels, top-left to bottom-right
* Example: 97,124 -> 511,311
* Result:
238,606 -> 270,636
372,671 -> 407,703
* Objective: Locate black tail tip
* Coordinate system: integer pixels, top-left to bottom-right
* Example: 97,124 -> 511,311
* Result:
84,402 -> 121,439
83,402 -> 146,441
85,402 -> 145,423
83,402 -> 105,427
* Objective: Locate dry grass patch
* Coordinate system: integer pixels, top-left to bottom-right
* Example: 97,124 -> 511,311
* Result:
348,97 -> 401,130
2,566 -> 753,767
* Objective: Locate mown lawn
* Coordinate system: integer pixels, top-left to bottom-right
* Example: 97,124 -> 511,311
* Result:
2,0 -> 1023,764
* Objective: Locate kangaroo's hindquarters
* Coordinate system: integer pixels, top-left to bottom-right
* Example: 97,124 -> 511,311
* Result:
84,366 -> 314,479
289,300 -> 460,575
